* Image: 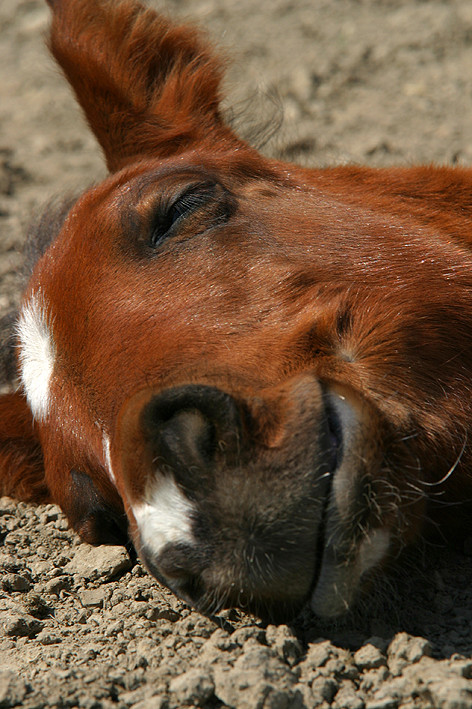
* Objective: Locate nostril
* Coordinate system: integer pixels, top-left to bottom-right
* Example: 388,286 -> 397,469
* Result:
141,385 -> 242,483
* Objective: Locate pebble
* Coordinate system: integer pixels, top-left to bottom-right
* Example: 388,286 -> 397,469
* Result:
299,639 -> 333,672
310,675 -> 339,704
364,696 -> 399,709
64,544 -> 132,582
359,667 -> 389,694
265,625 -> 302,666
146,607 -> 180,622
388,633 -> 432,675
0,611 -> 42,638
225,626 -> 263,647
354,643 -> 386,671
35,629 -> 61,646
332,681 -> 365,709
213,645 -> 301,709
0,554 -> 23,573
131,697 -> 166,709
44,575 -> 72,595
169,668 -> 215,705
79,588 -> 110,608
1,573 -> 32,592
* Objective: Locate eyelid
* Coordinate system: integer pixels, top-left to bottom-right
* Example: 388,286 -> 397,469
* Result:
168,181 -> 217,214
149,181 -> 221,248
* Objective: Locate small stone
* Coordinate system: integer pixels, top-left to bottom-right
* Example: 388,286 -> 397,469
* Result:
231,626 -> 266,646
0,671 -> 28,708
105,620 -> 124,637
65,544 -> 132,582
324,651 -> 359,681
388,633 -> 432,675
1,611 -> 42,638
44,575 -> 72,595
310,676 -> 339,704
265,625 -> 302,666
301,639 -> 333,670
146,607 -> 180,622
198,629 -> 238,666
41,504 -> 60,522
332,681 -> 365,709
354,644 -> 386,671
35,629 -> 61,645
1,574 -> 32,592
21,593 -> 53,619
359,667 -> 389,694
0,554 -> 23,573
213,645 -> 301,709
169,668 -> 215,705
79,588 -> 109,608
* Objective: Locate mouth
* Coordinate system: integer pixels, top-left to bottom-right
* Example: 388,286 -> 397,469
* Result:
310,390 -> 391,619
305,390 -> 344,608
323,391 -> 345,474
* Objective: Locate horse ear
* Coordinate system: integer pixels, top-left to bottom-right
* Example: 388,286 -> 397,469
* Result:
48,0 -> 242,172
0,392 -> 49,503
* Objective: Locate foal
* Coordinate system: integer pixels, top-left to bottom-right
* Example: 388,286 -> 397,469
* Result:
1,0 -> 472,621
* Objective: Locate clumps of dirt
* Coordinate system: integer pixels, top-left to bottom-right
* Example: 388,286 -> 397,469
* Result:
1,496 -> 472,709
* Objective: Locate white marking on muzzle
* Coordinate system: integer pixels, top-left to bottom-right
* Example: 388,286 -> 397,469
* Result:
132,477 -> 195,558
17,293 -> 55,421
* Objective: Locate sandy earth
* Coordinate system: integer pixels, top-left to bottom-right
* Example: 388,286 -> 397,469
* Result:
1,0 -> 472,707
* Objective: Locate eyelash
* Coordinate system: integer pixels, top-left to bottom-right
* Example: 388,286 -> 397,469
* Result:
149,183 -> 216,248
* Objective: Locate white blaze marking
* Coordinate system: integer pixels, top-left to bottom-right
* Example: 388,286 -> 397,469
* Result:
133,477 -> 195,558
17,293 -> 55,421
102,434 -> 116,485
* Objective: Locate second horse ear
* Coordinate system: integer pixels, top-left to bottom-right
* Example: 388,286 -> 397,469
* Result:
47,0 -> 243,172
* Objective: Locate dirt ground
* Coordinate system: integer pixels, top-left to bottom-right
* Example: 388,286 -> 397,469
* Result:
1,0 -> 472,707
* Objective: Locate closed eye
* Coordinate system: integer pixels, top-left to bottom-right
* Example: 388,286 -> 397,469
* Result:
150,182 -> 220,248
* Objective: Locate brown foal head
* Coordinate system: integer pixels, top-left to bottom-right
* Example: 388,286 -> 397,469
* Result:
2,0 -> 472,622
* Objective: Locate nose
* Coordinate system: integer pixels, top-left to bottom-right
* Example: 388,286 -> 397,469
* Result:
140,384 -> 242,492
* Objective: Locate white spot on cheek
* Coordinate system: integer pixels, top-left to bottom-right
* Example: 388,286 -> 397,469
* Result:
17,293 -> 55,421
358,528 -> 390,576
102,434 -> 116,486
132,477 -> 195,557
